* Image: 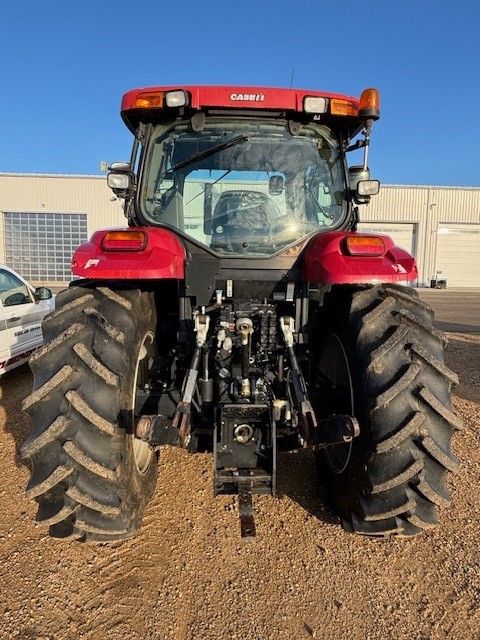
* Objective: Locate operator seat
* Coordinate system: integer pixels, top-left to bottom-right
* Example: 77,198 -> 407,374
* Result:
211,190 -> 278,252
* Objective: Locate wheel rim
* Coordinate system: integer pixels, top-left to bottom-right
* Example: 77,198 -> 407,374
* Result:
318,333 -> 355,474
132,332 -> 156,474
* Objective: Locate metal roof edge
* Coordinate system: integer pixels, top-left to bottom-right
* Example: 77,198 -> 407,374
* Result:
0,172 -> 106,179
381,183 -> 480,190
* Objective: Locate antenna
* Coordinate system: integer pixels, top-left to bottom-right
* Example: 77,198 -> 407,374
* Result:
289,68 -> 295,89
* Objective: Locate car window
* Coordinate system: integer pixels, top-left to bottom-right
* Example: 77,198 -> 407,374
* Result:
0,269 -> 32,307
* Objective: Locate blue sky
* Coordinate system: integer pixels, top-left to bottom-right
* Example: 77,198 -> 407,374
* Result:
1,0 -> 478,187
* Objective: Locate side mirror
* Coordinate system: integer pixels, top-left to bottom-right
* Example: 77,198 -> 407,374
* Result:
349,166 -> 380,204
349,166 -> 370,191
35,287 -> 53,301
269,175 -> 284,195
107,162 -> 136,199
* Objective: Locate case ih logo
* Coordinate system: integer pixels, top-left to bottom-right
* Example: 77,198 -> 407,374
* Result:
230,93 -> 265,102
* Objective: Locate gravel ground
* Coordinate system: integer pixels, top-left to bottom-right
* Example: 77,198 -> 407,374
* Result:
1,331 -> 479,640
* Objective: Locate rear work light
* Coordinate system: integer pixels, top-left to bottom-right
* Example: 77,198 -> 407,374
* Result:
345,235 -> 385,257
357,180 -> 380,196
101,231 -> 147,251
303,96 -> 328,114
165,90 -> 188,107
107,173 -> 130,190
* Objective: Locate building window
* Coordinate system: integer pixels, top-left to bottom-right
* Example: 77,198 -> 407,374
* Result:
3,212 -> 88,282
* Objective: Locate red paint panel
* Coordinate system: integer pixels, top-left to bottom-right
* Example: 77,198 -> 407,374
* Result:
121,85 -> 359,113
303,232 -> 418,284
71,228 -> 186,280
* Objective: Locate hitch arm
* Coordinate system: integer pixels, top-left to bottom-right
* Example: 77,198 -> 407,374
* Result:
280,316 -> 318,445
172,313 -> 210,447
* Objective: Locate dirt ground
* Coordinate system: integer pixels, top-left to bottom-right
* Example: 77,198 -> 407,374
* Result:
1,331 -> 479,640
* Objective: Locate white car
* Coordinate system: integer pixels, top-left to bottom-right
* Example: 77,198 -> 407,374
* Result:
0,265 -> 55,375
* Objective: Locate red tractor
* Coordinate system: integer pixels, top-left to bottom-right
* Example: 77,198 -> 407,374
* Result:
22,85 -> 460,542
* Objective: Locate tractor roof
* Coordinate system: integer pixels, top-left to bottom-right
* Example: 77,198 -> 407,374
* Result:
120,85 -> 377,133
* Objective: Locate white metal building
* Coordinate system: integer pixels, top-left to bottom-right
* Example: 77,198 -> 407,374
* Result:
358,185 -> 480,287
1,173 -> 479,287
0,174 -> 125,287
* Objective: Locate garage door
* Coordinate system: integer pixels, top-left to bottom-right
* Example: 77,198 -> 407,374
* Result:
357,222 -> 416,255
436,224 -> 480,287
3,212 -> 88,283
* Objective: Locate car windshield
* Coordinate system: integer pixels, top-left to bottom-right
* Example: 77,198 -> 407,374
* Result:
140,118 -> 347,256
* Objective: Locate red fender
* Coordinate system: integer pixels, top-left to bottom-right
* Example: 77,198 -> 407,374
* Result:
71,228 -> 186,279
303,232 -> 418,284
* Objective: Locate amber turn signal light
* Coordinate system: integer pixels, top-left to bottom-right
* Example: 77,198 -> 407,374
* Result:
131,91 -> 164,109
101,230 -> 147,251
344,235 -> 385,256
330,99 -> 358,117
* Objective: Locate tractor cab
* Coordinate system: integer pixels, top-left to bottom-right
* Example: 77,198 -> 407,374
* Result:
108,86 -> 380,258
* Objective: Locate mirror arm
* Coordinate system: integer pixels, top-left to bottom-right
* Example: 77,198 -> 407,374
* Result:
362,119 -> 374,171
346,139 -> 364,153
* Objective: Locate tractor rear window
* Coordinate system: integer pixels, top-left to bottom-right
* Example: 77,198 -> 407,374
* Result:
140,118 -> 347,255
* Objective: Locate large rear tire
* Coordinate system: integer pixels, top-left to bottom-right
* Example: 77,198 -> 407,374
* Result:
21,283 -> 158,541
316,284 -> 461,537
